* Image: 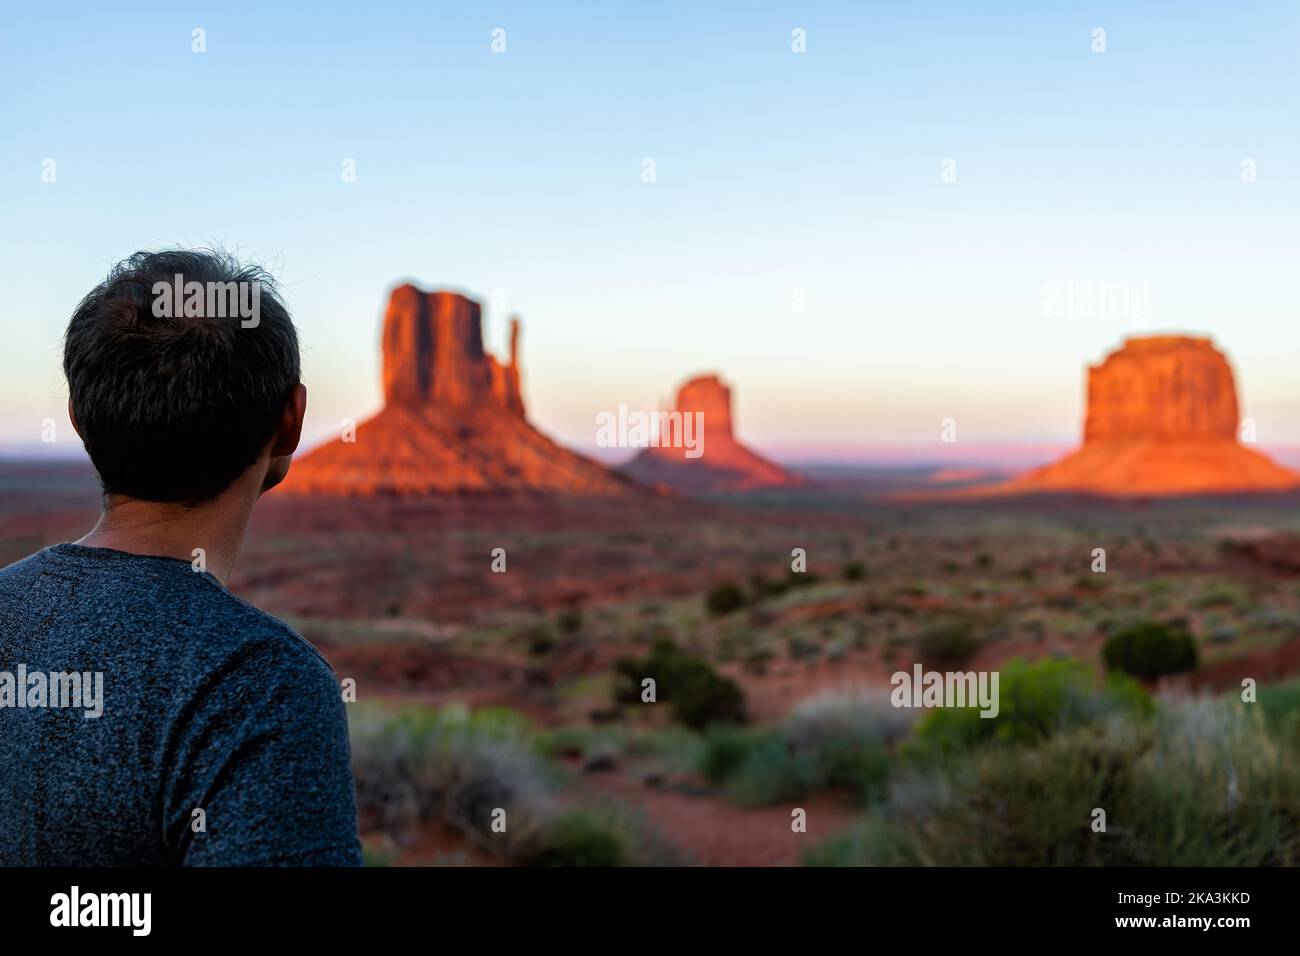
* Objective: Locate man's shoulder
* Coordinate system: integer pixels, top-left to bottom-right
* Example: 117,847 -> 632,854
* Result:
0,546 -> 56,584
152,569 -> 339,702
202,585 -> 336,685
2,544 -> 336,691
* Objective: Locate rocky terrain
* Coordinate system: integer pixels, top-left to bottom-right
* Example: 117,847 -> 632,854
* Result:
621,373 -> 805,494
283,286 -> 632,496
986,335 -> 1299,496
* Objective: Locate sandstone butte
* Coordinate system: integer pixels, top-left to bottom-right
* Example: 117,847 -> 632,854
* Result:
281,285 -> 633,496
985,335 -> 1300,497
621,373 -> 806,494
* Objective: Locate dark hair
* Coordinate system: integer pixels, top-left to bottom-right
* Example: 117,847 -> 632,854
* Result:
63,249 -> 300,504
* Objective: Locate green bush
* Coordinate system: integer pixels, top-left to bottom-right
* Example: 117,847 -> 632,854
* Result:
808,725 -> 1150,866
671,658 -> 747,730
842,561 -> 866,581
916,619 -> 979,667
1102,620 -> 1198,681
811,735 -> 891,799
349,703 -> 553,857
706,581 -> 746,615
613,639 -> 747,730
698,691 -> 904,806
911,658 -> 1153,754
809,699 -> 1300,866
698,726 -> 755,783
518,811 -> 628,867
722,735 -> 820,807
556,607 -> 583,634
1257,679 -> 1300,750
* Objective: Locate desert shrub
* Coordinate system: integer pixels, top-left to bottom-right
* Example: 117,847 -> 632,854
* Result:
539,724 -> 701,778
670,657 -> 747,730
699,727 -> 864,808
722,735 -> 820,806
842,560 -> 866,581
1194,584 -> 1245,610
354,706 -> 677,865
916,619 -> 979,667
706,581 -> 746,615
1124,699 -> 1300,865
556,607 -> 583,634
749,573 -> 789,600
517,811 -> 629,867
911,658 -> 1153,755
787,635 -> 821,661
1102,620 -> 1198,681
808,723 -> 1150,866
613,639 -> 746,729
1258,679 -> 1300,727
527,630 -> 555,656
787,689 -> 916,750
349,703 -> 554,857
807,735 -> 890,800
612,638 -> 676,705
700,690 -> 907,806
1255,679 -> 1300,750
809,697 -> 1300,867
361,843 -> 399,867
698,726 -> 755,783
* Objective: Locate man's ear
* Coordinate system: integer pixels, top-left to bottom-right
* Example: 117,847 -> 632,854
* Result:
270,383 -> 307,457
67,398 -> 83,441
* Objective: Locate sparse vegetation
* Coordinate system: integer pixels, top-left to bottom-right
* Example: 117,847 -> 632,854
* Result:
910,658 -> 1153,754
349,703 -> 554,859
517,811 -> 629,867
809,698 -> 1300,866
698,691 -> 910,807
706,582 -> 746,616
1103,620 -> 1198,681
916,619 -> 979,667
613,639 -> 747,730
556,607 -> 584,634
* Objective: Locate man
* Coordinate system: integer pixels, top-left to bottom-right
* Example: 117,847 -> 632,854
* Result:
0,249 -> 362,866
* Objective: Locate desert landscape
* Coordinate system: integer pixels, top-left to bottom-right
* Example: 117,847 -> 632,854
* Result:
6,285 -> 1300,867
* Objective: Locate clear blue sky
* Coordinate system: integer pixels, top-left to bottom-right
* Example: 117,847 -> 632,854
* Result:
2,1 -> 1297,462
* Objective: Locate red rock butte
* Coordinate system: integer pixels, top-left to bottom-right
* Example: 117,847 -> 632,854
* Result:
621,373 -> 805,493
991,335 -> 1299,497
282,285 -> 632,496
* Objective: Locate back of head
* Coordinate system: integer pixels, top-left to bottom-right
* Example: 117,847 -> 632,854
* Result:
63,249 -> 301,504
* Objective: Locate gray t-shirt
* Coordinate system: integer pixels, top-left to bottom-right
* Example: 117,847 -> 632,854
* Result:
0,543 -> 361,866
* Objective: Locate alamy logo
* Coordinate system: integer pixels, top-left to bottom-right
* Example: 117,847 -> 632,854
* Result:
0,665 -> 103,718
1042,274 -> 1150,322
152,274 -> 261,327
595,404 -> 705,458
50,886 -> 151,936
891,664 -> 999,718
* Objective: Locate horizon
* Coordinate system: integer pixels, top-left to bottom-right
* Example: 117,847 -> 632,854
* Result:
12,433 -> 1300,475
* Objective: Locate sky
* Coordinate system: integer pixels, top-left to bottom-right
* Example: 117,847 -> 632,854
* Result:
1,1 -> 1297,465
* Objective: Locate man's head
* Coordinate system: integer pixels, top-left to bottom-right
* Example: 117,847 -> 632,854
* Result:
64,249 -> 306,505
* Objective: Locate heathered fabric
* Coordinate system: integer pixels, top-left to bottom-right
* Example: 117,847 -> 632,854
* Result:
0,543 -> 362,866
